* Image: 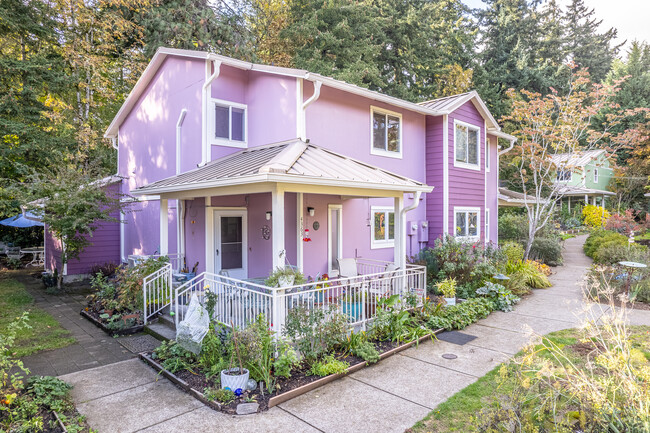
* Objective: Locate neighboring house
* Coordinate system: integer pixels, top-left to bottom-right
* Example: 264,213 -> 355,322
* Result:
498,187 -> 546,207
45,47 -> 515,280
552,149 -> 614,211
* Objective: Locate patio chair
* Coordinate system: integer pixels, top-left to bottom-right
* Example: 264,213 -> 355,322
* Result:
369,263 -> 400,297
5,247 -> 23,261
337,258 -> 358,278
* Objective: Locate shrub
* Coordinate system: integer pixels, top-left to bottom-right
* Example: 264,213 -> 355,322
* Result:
498,213 -> 528,241
606,209 -> 650,236
584,229 -> 629,262
529,236 -> 563,266
369,295 -> 431,343
425,298 -> 495,331
152,340 -> 198,373
501,241 -> 525,263
593,242 -> 647,265
309,355 -> 349,377
283,305 -> 348,361
114,256 -> 170,312
273,345 -> 300,378
475,282 -> 520,312
582,204 -> 610,228
89,262 -> 118,278
436,278 -> 456,298
505,260 -> 552,289
239,315 -> 276,392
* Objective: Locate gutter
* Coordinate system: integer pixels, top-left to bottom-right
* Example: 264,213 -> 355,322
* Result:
200,60 -> 222,167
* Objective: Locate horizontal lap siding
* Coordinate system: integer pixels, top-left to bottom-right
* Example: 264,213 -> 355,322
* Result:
65,209 -> 121,275
449,102 -> 486,242
425,116 -> 444,243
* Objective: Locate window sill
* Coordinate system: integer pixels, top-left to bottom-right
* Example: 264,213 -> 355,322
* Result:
209,139 -> 248,149
453,161 -> 481,171
371,149 -> 403,159
371,242 -> 395,250
455,235 -> 480,243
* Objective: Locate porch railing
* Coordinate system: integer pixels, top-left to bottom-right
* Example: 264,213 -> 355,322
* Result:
128,253 -> 185,272
143,263 -> 173,324
172,261 -> 427,335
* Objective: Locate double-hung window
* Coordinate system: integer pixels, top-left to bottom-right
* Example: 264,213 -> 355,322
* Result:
371,207 -> 395,248
454,121 -> 480,169
556,168 -> 572,182
455,207 -> 480,241
211,98 -> 247,148
371,107 -> 402,158
594,168 -> 599,183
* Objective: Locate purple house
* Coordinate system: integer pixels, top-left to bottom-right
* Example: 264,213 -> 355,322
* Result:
46,47 -> 515,290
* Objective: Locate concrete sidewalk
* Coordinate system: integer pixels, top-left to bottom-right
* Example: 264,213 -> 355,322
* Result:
59,236 -> 650,433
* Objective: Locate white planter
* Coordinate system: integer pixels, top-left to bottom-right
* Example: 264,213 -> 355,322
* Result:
278,275 -> 295,288
221,368 -> 250,391
444,297 -> 456,306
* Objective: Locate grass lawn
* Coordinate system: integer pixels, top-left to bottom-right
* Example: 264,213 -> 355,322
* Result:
408,327 -> 650,432
0,273 -> 75,357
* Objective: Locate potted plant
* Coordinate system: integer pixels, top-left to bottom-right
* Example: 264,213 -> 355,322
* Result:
437,278 -> 457,306
265,267 -> 306,288
221,327 -> 250,391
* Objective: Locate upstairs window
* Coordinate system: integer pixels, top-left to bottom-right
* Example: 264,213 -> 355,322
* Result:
455,207 -> 480,241
371,207 -> 395,248
556,169 -> 572,182
371,107 -> 402,158
594,168 -> 599,183
455,121 -> 480,169
211,99 -> 247,148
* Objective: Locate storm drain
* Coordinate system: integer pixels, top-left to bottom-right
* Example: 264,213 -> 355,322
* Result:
118,334 -> 162,353
437,331 -> 477,346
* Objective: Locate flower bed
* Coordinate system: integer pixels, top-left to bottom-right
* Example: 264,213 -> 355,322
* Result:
80,308 -> 144,336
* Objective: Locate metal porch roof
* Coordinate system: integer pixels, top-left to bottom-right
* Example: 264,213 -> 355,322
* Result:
550,149 -> 607,167
132,139 -> 432,196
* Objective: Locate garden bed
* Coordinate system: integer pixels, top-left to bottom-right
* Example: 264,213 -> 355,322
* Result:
140,330 -> 443,415
80,308 -> 144,336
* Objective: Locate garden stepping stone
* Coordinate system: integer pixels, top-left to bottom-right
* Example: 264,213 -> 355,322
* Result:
437,331 -> 477,346
236,403 -> 259,415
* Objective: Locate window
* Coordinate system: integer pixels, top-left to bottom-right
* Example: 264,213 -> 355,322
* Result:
371,107 -> 402,158
454,121 -> 480,169
371,207 -> 395,248
485,138 -> 491,171
454,207 -> 480,241
211,99 -> 247,147
594,168 -> 599,183
556,169 -> 572,182
485,209 -> 490,242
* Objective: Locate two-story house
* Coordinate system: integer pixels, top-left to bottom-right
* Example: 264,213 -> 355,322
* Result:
552,149 -> 614,212
45,47 -> 515,281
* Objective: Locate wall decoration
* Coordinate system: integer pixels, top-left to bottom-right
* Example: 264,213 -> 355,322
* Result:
261,225 -> 270,240
312,221 -> 320,231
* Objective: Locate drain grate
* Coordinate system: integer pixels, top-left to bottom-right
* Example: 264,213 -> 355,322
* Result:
118,334 -> 161,353
441,353 -> 458,360
437,331 -> 477,346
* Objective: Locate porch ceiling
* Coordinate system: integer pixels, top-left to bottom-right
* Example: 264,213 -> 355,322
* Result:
131,139 -> 433,198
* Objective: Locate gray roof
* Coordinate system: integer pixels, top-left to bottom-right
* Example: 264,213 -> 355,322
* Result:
498,188 -> 548,207
557,185 -> 615,196
550,149 -> 607,167
132,139 -> 432,196
418,92 -> 473,112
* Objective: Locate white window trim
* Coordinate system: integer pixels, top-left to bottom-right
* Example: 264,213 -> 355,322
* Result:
370,206 -> 395,249
485,137 -> 491,172
209,97 -> 248,148
594,168 -> 599,183
370,106 -> 403,159
453,119 -> 481,171
556,168 -> 573,182
454,206 -> 481,242
485,208 -> 490,243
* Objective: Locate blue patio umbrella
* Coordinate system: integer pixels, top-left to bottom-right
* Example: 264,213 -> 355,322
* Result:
0,212 -> 44,228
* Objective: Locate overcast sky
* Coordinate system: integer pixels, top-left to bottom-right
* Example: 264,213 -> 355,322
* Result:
462,0 -> 650,55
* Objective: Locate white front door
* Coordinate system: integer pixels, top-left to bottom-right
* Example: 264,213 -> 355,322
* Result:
214,210 -> 248,279
328,204 -> 343,275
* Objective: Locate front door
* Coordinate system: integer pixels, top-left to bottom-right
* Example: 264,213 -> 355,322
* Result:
328,204 -> 343,275
214,210 -> 248,279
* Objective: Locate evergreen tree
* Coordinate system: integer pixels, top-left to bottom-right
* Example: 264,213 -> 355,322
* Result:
563,0 -> 621,83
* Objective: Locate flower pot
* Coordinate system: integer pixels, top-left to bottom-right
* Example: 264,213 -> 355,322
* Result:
342,302 -> 362,321
278,275 -> 295,288
444,297 -> 456,306
221,368 -> 250,391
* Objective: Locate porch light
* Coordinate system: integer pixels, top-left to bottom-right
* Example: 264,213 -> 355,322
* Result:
266,211 -> 272,221
307,207 -> 315,217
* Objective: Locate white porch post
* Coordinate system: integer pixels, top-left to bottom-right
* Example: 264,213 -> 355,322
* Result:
160,198 -> 169,255
271,187 -> 286,336
297,192 -> 304,272
394,196 -> 404,268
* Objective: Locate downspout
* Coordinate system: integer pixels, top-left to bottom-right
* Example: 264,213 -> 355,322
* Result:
177,200 -> 185,269
399,191 -> 422,268
176,109 -> 187,175
300,80 -> 322,141
200,60 -> 222,166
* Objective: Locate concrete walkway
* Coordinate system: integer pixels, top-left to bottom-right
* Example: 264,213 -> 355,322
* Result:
59,236 -> 650,433
19,273 -> 135,376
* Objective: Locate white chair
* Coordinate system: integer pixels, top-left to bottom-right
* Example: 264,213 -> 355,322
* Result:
337,258 -> 359,278
6,247 -> 23,261
369,263 -> 400,297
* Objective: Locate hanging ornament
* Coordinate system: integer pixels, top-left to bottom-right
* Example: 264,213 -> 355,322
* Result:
303,228 -> 312,242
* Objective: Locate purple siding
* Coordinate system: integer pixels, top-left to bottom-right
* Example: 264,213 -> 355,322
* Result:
425,115 -> 444,242
448,101 -> 486,242
486,133 -> 499,243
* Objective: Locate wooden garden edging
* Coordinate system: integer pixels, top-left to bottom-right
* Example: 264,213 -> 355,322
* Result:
80,310 -> 145,336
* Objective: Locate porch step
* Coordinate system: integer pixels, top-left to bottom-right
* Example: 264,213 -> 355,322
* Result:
145,306 -> 177,341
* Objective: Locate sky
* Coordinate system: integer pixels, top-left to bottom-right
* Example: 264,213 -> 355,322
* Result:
462,0 -> 650,54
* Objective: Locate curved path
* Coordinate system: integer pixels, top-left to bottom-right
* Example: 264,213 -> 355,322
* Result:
59,235 -> 649,433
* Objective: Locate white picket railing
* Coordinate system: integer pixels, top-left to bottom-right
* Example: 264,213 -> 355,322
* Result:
128,253 -> 185,272
142,263 -> 173,324
171,261 -> 427,335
